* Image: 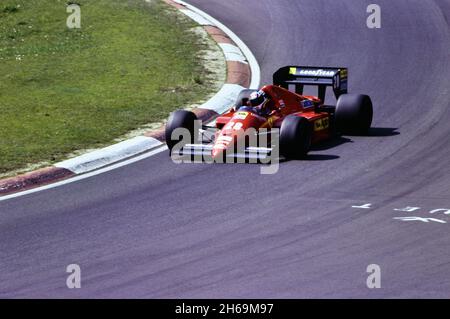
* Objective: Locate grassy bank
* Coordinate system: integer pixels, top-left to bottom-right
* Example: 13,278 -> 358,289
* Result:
0,0 -> 221,175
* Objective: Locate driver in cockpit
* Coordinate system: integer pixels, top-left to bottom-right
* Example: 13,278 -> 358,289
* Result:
244,90 -> 277,116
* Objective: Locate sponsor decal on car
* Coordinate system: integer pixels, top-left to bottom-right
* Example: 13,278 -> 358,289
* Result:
314,118 -> 329,131
298,69 -> 336,77
235,112 -> 249,120
301,100 -> 314,108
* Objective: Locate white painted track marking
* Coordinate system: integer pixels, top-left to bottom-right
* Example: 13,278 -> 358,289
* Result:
56,136 -> 162,174
0,146 -> 168,202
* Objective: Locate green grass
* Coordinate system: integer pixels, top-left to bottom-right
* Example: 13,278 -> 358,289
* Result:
0,0 -> 219,175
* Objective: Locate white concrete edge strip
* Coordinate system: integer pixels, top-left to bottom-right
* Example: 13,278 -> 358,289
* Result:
200,84 -> 246,114
174,0 -> 261,89
55,136 -> 162,174
0,0 -> 260,201
180,9 -> 214,26
218,43 -> 248,64
0,146 -> 169,202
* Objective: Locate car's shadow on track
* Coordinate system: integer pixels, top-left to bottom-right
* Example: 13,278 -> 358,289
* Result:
279,153 -> 340,163
368,127 -> 400,136
347,127 -> 400,137
278,137 -> 349,163
279,128 -> 400,163
311,136 -> 352,152
304,154 -> 340,161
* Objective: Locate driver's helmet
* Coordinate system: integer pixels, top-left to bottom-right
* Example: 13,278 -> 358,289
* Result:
248,90 -> 268,108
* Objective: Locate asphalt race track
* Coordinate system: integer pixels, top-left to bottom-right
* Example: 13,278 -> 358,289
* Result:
1,0 -> 450,298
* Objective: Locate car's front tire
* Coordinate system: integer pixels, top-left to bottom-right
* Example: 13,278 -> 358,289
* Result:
279,115 -> 312,159
165,110 -> 197,151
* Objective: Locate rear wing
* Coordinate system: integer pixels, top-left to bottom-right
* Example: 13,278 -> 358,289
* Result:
273,66 -> 348,103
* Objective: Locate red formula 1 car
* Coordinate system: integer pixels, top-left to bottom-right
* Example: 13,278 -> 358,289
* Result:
165,66 -> 373,161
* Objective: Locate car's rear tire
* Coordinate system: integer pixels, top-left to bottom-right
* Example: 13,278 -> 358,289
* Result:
165,110 -> 197,151
234,89 -> 257,109
335,94 -> 373,134
279,115 -> 312,159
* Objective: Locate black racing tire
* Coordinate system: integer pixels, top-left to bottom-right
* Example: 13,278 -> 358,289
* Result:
279,115 -> 312,159
335,94 -> 373,134
165,110 -> 197,151
234,89 -> 257,109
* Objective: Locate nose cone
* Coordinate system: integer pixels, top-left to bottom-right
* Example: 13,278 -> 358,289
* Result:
212,147 -> 223,159
212,135 -> 233,159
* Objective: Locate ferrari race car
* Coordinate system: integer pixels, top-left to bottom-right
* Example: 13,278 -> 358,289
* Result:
165,66 -> 373,161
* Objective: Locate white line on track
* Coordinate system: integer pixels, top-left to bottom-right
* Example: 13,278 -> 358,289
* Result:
55,136 -> 163,174
0,146 -> 168,202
